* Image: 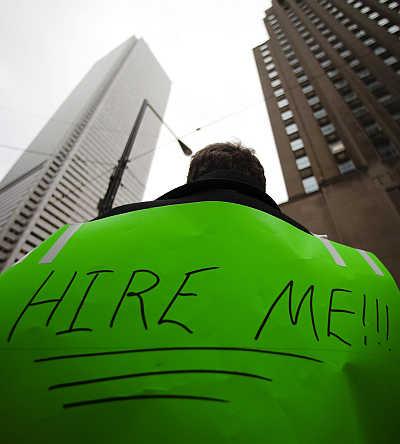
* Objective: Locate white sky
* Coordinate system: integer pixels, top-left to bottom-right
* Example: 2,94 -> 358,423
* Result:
0,0 -> 288,203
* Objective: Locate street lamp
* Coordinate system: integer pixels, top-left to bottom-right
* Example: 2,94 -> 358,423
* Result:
97,99 -> 192,217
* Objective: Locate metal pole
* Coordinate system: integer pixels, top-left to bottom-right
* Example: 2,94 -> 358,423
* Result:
97,100 -> 192,217
97,99 -> 148,217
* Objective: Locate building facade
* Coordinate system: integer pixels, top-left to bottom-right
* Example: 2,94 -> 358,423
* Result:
253,0 -> 400,282
0,36 -> 171,270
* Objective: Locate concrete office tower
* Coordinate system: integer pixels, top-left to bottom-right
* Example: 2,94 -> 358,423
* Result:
253,0 -> 400,281
0,36 -> 171,270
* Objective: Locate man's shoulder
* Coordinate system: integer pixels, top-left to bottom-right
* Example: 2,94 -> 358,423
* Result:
93,199 -> 173,220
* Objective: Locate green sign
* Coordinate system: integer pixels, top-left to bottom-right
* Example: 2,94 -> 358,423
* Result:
0,202 -> 398,443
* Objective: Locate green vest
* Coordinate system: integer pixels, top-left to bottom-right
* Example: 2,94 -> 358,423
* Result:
0,201 -> 398,443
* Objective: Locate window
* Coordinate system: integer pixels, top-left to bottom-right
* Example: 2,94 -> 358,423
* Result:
364,37 -> 376,46
333,41 -> 344,50
327,69 -> 339,78
329,140 -> 345,153
308,96 -> 320,106
302,84 -> 314,94
285,123 -> 299,135
358,68 -> 371,79
344,91 -> 357,103
356,29 -> 367,38
338,160 -> 356,173
296,155 -> 311,169
273,88 -> 285,98
321,123 -> 335,135
388,24 -> 400,34
353,105 -> 367,117
302,176 -> 319,193
277,98 -> 289,108
290,138 -> 304,151
384,55 -> 398,66
349,58 -> 360,68
320,59 -> 332,68
378,17 -> 389,26
281,110 -> 293,120
268,70 -> 278,79
374,46 -> 386,56
340,49 -> 352,58
313,108 -> 328,119
334,79 -> 348,89
378,93 -> 392,104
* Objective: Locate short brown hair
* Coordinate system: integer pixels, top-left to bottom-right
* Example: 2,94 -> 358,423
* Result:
187,142 -> 266,190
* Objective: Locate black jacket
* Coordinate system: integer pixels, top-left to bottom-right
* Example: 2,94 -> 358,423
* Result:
96,169 -> 309,234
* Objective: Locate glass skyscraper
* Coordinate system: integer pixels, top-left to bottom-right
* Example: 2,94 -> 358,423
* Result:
0,36 -> 171,270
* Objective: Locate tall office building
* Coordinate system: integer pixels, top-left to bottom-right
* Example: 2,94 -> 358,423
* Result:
253,0 -> 400,281
0,36 -> 171,270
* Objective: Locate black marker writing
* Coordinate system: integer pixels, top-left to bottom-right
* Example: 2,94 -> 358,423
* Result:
110,269 -> 160,329
158,266 -> 219,334
376,298 -> 380,334
57,270 -> 113,335
327,288 -> 354,347
255,280 -> 319,341
7,270 -> 76,342
362,294 -> 367,346
386,304 -> 390,341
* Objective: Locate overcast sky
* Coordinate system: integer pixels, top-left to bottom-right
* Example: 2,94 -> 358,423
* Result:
0,0 -> 287,203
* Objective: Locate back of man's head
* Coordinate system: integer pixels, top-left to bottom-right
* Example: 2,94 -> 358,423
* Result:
187,142 -> 266,192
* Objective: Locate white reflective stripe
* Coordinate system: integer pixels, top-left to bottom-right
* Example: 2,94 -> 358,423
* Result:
314,235 -> 346,267
40,224 -> 82,264
357,249 -> 384,276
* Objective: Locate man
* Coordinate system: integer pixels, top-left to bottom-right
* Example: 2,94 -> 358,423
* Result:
97,141 -> 309,234
1,142 -> 399,444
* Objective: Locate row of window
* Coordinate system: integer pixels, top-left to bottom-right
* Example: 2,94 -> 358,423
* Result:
298,3 -> 399,161
303,0 -> 400,160
347,0 -> 400,36
286,6 -> 358,173
320,0 -> 400,78
289,11 -> 354,164
265,15 -> 320,195
300,2 -> 400,123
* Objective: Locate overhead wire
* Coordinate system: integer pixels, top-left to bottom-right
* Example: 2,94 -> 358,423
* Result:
2,29 -> 397,167
0,101 -> 266,166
